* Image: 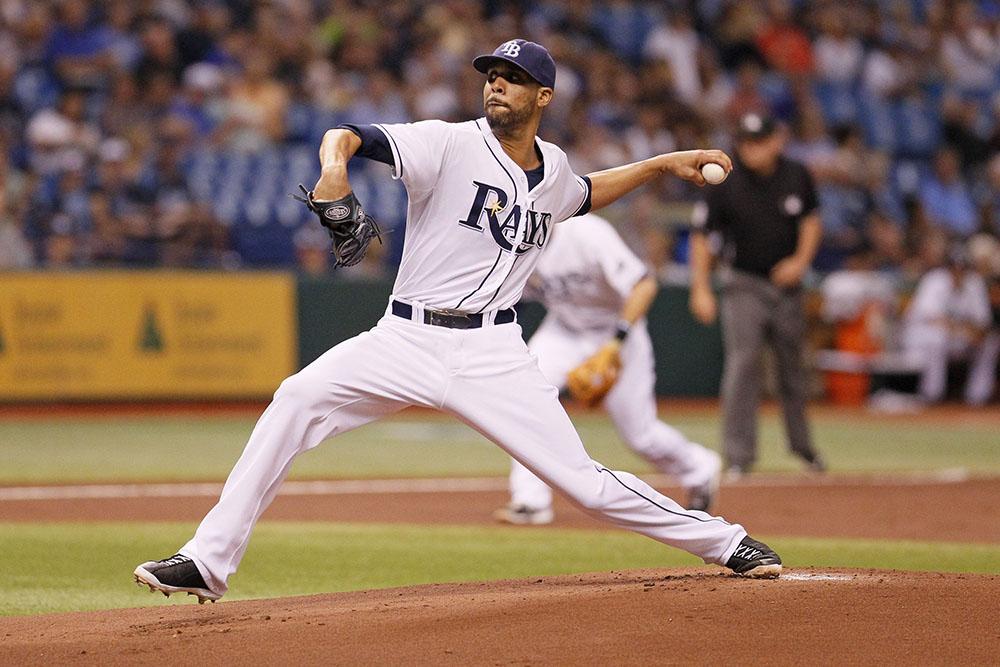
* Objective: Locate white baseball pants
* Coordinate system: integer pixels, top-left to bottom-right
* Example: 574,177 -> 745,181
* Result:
509,319 -> 721,511
903,323 -> 1000,404
181,303 -> 746,595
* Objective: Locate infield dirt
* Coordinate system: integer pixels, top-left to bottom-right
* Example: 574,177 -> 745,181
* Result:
1,568 -> 997,665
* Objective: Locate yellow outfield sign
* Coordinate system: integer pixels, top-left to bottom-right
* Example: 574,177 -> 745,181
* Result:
0,271 -> 296,400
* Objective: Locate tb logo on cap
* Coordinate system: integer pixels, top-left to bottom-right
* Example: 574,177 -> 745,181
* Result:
499,40 -> 521,57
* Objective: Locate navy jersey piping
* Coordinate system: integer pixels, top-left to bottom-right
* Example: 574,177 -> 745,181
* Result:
456,250 -> 503,310
477,253 -> 522,314
452,129 -> 520,310
598,467 -> 731,525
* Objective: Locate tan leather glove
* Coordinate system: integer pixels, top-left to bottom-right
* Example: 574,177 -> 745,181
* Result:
566,341 -> 622,407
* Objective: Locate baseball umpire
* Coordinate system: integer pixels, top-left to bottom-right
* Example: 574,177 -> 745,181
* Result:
689,112 -> 825,476
134,39 -> 782,604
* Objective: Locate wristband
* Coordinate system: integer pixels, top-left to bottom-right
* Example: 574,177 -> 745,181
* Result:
614,320 -> 630,341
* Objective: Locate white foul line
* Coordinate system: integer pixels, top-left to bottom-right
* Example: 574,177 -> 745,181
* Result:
781,573 -> 855,582
0,468 -> 974,502
0,478 -> 509,501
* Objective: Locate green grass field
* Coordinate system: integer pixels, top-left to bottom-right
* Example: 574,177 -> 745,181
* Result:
3,409 -> 999,484
1,408 -> 998,616
3,522 -> 998,616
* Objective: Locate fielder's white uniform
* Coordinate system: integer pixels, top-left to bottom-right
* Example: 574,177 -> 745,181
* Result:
508,214 -> 721,513
901,267 -> 999,405
180,118 -> 748,596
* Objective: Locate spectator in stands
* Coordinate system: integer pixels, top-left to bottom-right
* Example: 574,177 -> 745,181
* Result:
862,37 -> 911,100
43,158 -> 91,266
786,102 -> 836,169
217,47 -> 288,151
813,7 -> 864,85
25,88 -> 98,175
919,146 -> 980,238
643,9 -> 702,106
0,0 -> 997,278
170,62 -> 225,141
811,124 -> 896,271
941,94 -> 993,172
978,153 -> 1000,235
44,0 -> 114,90
622,101 -> 675,162
0,168 -> 32,268
901,242 -> 999,405
695,48 -> 735,124
134,15 -> 183,90
755,0 -> 813,79
865,211 -> 909,276
103,0 -> 142,73
712,1 -> 766,70
938,1 -> 1000,96
726,57 -> 770,124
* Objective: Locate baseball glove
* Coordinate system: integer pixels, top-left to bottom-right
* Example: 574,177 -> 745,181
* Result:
566,341 -> 622,406
292,184 -> 382,267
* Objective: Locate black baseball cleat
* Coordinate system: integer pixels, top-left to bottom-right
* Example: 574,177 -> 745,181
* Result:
133,554 -> 221,604
725,536 -> 782,578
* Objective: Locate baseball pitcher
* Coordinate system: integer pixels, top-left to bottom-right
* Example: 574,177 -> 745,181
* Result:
134,39 -> 781,604
495,213 -> 721,526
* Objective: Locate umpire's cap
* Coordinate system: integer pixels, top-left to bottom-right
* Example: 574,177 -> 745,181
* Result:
736,112 -> 778,140
473,39 -> 556,89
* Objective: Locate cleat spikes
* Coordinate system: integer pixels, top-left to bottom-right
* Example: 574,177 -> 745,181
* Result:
133,555 -> 222,603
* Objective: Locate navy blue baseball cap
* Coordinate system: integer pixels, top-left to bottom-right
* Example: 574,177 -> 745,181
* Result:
473,39 -> 556,89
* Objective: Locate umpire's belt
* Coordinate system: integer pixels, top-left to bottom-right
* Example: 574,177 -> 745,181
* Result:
391,300 -> 515,329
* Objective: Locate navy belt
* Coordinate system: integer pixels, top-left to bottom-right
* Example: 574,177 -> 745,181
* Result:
391,300 -> 515,329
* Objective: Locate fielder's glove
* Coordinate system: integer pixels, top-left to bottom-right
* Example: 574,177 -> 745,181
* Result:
291,184 -> 382,267
566,341 -> 622,407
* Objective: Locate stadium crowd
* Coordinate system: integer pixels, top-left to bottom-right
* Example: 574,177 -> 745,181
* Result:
0,0 -> 998,401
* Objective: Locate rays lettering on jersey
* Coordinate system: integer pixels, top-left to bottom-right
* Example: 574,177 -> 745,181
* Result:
458,181 -> 551,254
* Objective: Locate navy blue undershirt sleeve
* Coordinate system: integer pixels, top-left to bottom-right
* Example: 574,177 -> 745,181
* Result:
573,175 -> 593,216
337,123 -> 394,166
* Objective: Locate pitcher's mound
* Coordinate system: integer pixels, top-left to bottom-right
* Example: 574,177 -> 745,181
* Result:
1,568 -> 997,665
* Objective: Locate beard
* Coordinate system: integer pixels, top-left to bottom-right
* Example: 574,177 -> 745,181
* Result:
485,102 -> 533,136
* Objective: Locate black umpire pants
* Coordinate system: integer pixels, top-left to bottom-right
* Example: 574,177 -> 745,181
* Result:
719,269 -> 817,469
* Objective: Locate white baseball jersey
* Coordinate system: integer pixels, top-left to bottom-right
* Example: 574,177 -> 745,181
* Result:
529,213 -> 649,330
903,268 -> 991,331
902,267 -> 998,404
374,118 -> 591,312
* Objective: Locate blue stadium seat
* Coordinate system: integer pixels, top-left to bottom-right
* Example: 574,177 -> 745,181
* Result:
14,66 -> 59,113
284,102 -> 316,144
813,81 -> 859,126
230,201 -> 298,267
857,96 -> 896,152
892,95 -> 941,159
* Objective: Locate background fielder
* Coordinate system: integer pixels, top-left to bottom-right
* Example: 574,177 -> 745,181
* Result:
496,212 -> 722,525
133,39 -> 781,603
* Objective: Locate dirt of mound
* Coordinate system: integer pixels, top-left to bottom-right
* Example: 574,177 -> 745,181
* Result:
5,477 -> 1000,544
1,569 -> 997,666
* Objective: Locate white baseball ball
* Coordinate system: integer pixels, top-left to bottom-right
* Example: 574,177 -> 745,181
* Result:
701,162 -> 727,185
